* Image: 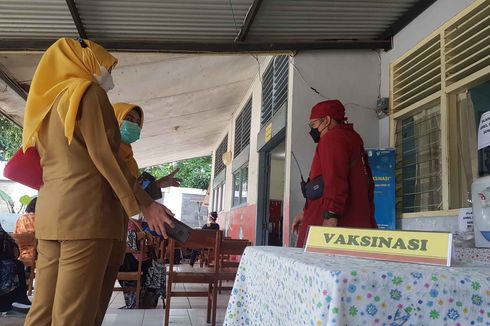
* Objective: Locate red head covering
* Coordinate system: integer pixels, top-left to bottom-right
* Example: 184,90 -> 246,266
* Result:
309,100 -> 346,121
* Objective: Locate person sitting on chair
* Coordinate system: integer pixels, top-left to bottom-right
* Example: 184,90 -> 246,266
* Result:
14,197 -> 37,261
189,212 -> 220,267
0,223 -> 32,314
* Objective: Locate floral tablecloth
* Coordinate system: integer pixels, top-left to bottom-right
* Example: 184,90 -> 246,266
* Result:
224,246 -> 490,326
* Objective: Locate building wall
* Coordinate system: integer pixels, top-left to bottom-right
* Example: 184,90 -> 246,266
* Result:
211,57 -> 273,243
211,0 -> 477,243
287,50 -> 381,246
161,187 -> 207,228
211,50 -> 382,245
379,0 -> 477,231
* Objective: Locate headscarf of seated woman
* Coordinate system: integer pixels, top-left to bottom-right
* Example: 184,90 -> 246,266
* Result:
22,38 -> 118,151
113,102 -> 144,178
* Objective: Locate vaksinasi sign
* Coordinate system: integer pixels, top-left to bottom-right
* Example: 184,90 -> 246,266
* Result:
305,227 -> 453,266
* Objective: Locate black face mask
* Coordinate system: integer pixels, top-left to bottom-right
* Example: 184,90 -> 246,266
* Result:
309,127 -> 321,143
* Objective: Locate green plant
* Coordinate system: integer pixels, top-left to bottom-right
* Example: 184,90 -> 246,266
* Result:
0,190 -> 33,214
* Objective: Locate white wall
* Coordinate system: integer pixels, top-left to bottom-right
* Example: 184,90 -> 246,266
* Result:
209,56 -> 273,210
287,50 -> 381,245
379,0 -> 476,231
161,187 -> 206,220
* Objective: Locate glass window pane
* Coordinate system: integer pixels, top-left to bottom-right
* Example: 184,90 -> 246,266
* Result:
449,81 -> 490,208
233,172 -> 240,207
213,188 -> 218,211
241,166 -> 248,204
220,184 -> 225,211
395,104 -> 442,213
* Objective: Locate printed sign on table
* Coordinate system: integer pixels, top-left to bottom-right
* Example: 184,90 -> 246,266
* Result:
305,227 -> 453,266
458,207 -> 474,232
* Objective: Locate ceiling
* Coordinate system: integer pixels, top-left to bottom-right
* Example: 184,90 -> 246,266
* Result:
0,52 -> 264,167
0,0 -> 436,166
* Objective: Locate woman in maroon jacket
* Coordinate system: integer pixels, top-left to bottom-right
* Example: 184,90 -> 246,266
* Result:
293,100 -> 377,248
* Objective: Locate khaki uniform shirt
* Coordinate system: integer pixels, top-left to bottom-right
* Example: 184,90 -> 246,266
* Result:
36,84 -> 153,241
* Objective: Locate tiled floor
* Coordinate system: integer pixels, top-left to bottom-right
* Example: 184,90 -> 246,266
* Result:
102,283 -> 231,326
1,283 -> 231,326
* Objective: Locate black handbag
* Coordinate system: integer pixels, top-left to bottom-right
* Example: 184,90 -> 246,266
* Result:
301,175 -> 324,200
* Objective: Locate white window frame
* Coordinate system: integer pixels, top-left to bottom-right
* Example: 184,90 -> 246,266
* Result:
390,0 -> 490,218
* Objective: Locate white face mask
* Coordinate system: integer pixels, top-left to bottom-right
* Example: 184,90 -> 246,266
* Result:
93,65 -> 114,92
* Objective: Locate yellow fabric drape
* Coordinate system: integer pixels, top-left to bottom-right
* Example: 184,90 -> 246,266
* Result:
22,38 -> 118,150
113,102 -> 144,178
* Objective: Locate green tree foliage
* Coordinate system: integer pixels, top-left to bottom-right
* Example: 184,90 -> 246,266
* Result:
142,156 -> 212,190
0,115 -> 22,161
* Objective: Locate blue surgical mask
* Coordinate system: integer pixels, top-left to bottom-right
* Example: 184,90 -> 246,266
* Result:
120,120 -> 141,144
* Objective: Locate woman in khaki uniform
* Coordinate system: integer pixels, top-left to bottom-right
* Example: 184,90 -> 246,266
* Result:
22,38 -> 174,326
113,102 -> 181,187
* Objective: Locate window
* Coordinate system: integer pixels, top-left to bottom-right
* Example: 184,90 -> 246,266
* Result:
448,82 -> 490,209
261,55 -> 289,126
390,0 -> 490,216
395,104 -> 442,213
232,165 -> 248,207
212,183 -> 225,212
234,98 -> 252,158
214,135 -> 228,177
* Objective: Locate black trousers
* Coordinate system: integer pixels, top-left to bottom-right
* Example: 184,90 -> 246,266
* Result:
0,259 -> 30,312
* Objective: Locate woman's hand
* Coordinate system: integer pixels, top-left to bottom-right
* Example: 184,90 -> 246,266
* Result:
156,168 -> 182,189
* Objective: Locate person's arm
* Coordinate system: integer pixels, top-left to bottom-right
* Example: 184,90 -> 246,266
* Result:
319,136 -> 351,221
78,85 -> 140,217
116,155 -> 154,210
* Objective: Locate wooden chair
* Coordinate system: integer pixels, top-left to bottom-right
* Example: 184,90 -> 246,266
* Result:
11,233 -> 37,296
217,239 -> 251,292
114,221 -> 148,309
165,229 -> 222,326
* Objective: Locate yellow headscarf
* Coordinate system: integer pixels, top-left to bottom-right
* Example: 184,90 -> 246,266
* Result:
113,102 -> 144,178
22,38 -> 118,151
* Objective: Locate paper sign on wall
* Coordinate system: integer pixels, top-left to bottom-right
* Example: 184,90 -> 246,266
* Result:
477,111 -> 490,150
458,207 -> 474,232
265,123 -> 272,143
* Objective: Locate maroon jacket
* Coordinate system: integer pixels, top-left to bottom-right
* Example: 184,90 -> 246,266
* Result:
297,124 -> 377,248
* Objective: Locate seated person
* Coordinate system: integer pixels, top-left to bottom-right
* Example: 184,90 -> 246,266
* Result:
118,218 -> 166,309
13,197 -> 36,261
203,212 -> 220,231
0,224 -> 31,313
189,212 -> 220,267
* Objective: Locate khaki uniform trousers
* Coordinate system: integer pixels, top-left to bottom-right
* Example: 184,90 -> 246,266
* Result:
25,239 -> 126,326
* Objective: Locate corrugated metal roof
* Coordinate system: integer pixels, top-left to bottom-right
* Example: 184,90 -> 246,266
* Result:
247,0 -> 419,41
0,0 -> 426,48
77,0 -> 253,41
0,0 -> 77,39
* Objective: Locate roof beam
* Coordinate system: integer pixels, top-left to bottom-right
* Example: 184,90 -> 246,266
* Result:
0,39 -> 391,53
0,63 -> 25,127
0,62 -> 27,101
379,0 -> 437,40
235,0 -> 264,42
0,109 -> 22,128
65,0 -> 88,39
